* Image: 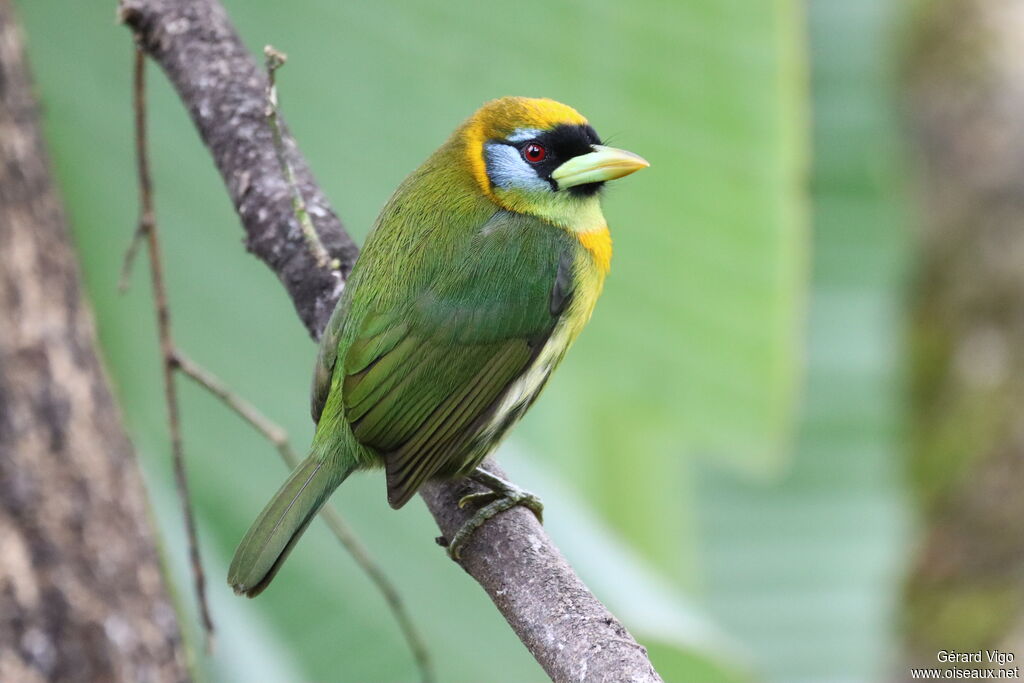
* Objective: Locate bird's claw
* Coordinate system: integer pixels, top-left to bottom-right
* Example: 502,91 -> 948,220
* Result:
446,471 -> 544,560
457,490 -> 502,509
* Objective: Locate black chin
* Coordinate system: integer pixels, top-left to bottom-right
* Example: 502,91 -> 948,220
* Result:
567,181 -> 605,197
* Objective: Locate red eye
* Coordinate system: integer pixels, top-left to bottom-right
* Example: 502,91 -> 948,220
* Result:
522,142 -> 546,163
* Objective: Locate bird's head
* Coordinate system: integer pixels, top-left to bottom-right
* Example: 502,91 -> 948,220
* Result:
457,97 -> 648,228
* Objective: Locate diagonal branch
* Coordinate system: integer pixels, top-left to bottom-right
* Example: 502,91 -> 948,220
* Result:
261,46 -> 339,272
117,1 -> 663,681
120,0 -> 357,339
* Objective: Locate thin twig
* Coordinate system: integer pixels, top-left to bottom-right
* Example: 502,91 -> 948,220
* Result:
172,351 -> 296,461
126,44 -> 432,681
117,223 -> 146,292
172,351 -> 435,683
132,46 -> 215,650
263,46 -> 338,271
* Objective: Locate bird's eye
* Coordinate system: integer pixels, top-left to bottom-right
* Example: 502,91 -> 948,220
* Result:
522,142 -> 546,163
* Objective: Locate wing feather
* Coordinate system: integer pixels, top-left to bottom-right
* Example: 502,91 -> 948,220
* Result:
333,211 -> 576,507
384,340 -> 532,507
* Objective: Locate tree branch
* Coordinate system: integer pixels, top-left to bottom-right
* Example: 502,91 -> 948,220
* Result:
118,1 -> 663,681
119,0 -> 356,339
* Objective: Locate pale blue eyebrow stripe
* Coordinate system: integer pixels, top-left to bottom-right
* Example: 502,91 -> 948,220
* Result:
506,128 -> 545,143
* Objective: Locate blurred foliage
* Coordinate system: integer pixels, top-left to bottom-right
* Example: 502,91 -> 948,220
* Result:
13,0 -> 917,681
698,2 -> 912,681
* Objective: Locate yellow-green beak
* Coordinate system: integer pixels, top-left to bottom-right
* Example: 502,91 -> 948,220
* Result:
551,145 -> 650,190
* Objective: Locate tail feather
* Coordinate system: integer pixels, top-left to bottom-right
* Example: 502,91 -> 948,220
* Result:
228,456 -> 348,597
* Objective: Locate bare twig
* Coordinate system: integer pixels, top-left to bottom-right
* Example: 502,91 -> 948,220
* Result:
173,351 -> 435,683
117,223 -> 146,292
119,0 -> 664,680
172,351 -> 296,461
126,47 -> 433,682
131,47 -> 215,649
262,46 -> 338,272
125,44 -> 433,682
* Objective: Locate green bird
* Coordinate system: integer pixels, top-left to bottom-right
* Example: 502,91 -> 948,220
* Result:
229,96 -> 648,596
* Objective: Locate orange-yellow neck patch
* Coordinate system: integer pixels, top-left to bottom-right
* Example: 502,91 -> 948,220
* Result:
462,97 -> 588,197
578,227 -> 612,274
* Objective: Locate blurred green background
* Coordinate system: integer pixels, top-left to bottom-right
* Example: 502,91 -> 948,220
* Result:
15,1 -> 916,681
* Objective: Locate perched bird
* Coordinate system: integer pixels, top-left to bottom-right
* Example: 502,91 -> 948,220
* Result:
229,96 -> 648,596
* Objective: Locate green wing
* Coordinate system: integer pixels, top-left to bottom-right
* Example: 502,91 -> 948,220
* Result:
339,211 -> 573,508
311,293 -> 347,424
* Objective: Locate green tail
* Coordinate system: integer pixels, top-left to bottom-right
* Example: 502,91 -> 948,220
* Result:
228,456 -> 351,597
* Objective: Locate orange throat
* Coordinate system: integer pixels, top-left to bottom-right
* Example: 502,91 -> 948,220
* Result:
578,227 -> 612,274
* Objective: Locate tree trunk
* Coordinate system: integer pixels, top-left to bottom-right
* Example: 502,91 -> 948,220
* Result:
902,0 -> 1024,674
0,2 -> 189,681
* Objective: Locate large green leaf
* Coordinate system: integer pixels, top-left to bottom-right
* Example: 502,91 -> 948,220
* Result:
696,2 -> 912,681
17,0 -> 806,679
515,0 -> 809,572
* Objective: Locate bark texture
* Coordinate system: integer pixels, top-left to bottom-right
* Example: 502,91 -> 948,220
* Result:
0,2 -> 189,681
902,0 -> 1024,673
119,0 -> 356,338
118,0 -> 663,681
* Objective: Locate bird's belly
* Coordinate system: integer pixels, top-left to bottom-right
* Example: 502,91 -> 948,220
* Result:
495,325 -> 571,424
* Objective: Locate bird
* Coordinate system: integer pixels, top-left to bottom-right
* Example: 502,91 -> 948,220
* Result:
228,96 -> 648,597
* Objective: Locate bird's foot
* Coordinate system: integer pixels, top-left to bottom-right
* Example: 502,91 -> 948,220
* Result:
446,468 -> 544,560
